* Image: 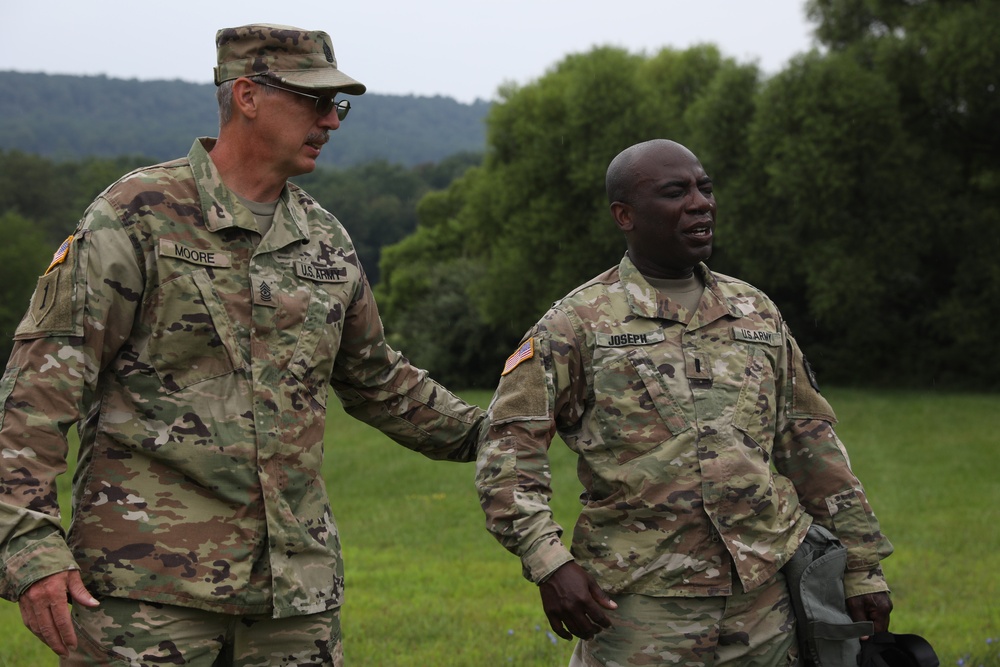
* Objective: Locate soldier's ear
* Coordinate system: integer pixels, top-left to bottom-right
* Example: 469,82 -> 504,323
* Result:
611,201 -> 634,232
232,77 -> 261,120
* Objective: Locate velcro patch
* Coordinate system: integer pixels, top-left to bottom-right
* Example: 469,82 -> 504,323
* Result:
596,330 -> 666,347
501,339 -> 534,376
295,261 -> 349,283
732,326 -> 781,347
159,239 -> 232,267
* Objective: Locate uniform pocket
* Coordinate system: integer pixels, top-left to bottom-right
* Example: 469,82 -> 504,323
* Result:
146,269 -> 240,393
733,346 -> 778,451
71,604 -> 133,665
0,367 -> 18,431
286,285 -> 345,411
592,348 -> 690,464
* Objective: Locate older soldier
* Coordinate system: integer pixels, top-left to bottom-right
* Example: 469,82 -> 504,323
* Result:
475,139 -> 893,666
0,24 -> 484,665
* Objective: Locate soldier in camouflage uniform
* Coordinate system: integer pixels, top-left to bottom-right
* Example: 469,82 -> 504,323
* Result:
475,139 -> 893,666
0,24 -> 485,666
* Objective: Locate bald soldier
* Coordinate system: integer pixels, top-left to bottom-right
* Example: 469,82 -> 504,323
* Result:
475,139 -> 893,666
0,24 -> 484,665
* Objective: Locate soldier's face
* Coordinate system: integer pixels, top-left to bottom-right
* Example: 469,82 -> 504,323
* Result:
257,84 -> 342,178
615,145 -> 716,279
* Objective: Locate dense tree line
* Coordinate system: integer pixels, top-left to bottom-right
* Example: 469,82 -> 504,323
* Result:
3,0 -> 996,391
0,150 -> 482,365
377,0 -> 1000,390
0,72 -> 490,169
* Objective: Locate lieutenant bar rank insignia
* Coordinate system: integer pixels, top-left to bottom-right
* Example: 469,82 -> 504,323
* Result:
501,339 -> 534,376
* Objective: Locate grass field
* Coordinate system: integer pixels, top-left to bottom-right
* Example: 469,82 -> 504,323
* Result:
1,388 -> 997,666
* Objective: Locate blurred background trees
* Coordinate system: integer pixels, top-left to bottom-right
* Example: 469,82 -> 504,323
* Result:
3,0 -> 997,389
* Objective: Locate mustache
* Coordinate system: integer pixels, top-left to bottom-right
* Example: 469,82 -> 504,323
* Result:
306,131 -> 330,146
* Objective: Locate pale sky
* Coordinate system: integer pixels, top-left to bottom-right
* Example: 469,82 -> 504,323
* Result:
1,1 -> 818,103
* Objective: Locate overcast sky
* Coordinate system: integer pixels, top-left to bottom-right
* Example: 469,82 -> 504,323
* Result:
2,1 -> 818,103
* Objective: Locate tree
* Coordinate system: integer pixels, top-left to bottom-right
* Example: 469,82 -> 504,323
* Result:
799,0 -> 1000,386
723,51 -> 928,380
377,45 -> 765,386
0,212 -> 52,364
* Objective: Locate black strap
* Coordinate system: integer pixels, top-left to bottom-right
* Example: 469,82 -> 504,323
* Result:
809,619 -> 874,641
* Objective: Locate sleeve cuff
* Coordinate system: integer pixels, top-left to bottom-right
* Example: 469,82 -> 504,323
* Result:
844,564 -> 890,598
0,533 -> 78,601
521,535 -> 575,584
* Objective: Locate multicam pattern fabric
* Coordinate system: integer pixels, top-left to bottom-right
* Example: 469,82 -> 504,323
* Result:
0,138 -> 484,618
213,24 -> 365,93
569,574 -> 797,666
476,255 -> 891,600
68,597 -> 343,666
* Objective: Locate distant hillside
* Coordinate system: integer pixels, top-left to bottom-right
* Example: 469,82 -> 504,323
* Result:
0,71 -> 491,168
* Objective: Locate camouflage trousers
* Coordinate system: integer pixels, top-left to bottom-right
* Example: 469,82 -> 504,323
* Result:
64,597 -> 342,667
569,571 -> 797,667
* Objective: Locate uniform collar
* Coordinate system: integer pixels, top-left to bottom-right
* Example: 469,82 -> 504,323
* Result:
619,254 -> 743,326
188,138 -> 311,249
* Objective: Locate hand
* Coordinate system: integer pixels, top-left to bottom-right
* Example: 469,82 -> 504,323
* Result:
539,561 -> 618,641
18,570 -> 100,657
846,591 -> 892,637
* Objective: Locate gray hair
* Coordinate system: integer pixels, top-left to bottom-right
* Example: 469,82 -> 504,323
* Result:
217,75 -> 276,126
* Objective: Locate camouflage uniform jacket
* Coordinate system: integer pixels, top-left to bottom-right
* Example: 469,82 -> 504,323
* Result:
0,138 -> 484,618
476,255 -> 891,598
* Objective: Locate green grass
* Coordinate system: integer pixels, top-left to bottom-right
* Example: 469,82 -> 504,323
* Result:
1,388 -> 997,666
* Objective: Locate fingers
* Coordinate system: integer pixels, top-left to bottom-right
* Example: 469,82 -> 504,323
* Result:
20,594 -> 73,657
67,570 -> 100,607
868,594 -> 893,634
540,563 -> 617,641
590,579 -> 619,611
545,610 -> 575,641
847,592 -> 893,637
18,570 -> 95,657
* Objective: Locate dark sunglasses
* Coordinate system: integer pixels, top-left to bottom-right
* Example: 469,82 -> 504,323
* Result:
255,80 -> 351,120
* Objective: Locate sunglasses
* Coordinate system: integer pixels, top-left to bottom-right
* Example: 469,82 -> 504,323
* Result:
256,80 -> 351,120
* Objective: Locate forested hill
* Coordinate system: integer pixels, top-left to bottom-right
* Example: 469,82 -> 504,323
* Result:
0,71 -> 491,168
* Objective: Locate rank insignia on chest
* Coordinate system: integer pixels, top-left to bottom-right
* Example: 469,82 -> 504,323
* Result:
501,339 -> 534,376
254,280 -> 278,307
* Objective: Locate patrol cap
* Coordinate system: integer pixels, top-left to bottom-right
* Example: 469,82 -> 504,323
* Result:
213,23 -> 366,95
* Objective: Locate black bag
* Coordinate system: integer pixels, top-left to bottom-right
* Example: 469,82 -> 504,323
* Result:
783,524 -> 874,666
857,632 -> 940,667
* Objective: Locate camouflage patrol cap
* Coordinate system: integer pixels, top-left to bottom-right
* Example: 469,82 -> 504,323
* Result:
214,23 -> 366,94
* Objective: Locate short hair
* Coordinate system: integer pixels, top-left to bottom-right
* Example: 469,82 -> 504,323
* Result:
216,75 -> 276,126
606,139 -> 689,205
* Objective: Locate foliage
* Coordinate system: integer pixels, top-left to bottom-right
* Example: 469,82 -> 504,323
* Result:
1,389 -> 996,665
3,1 -> 1000,392
376,0 -> 1000,390
0,212 -> 52,363
0,150 -> 482,370
292,154 -> 482,284
0,72 -> 490,169
378,45 -> 765,384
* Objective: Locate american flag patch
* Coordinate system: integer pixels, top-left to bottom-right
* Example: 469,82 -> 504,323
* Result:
45,235 -> 73,275
501,339 -> 534,376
